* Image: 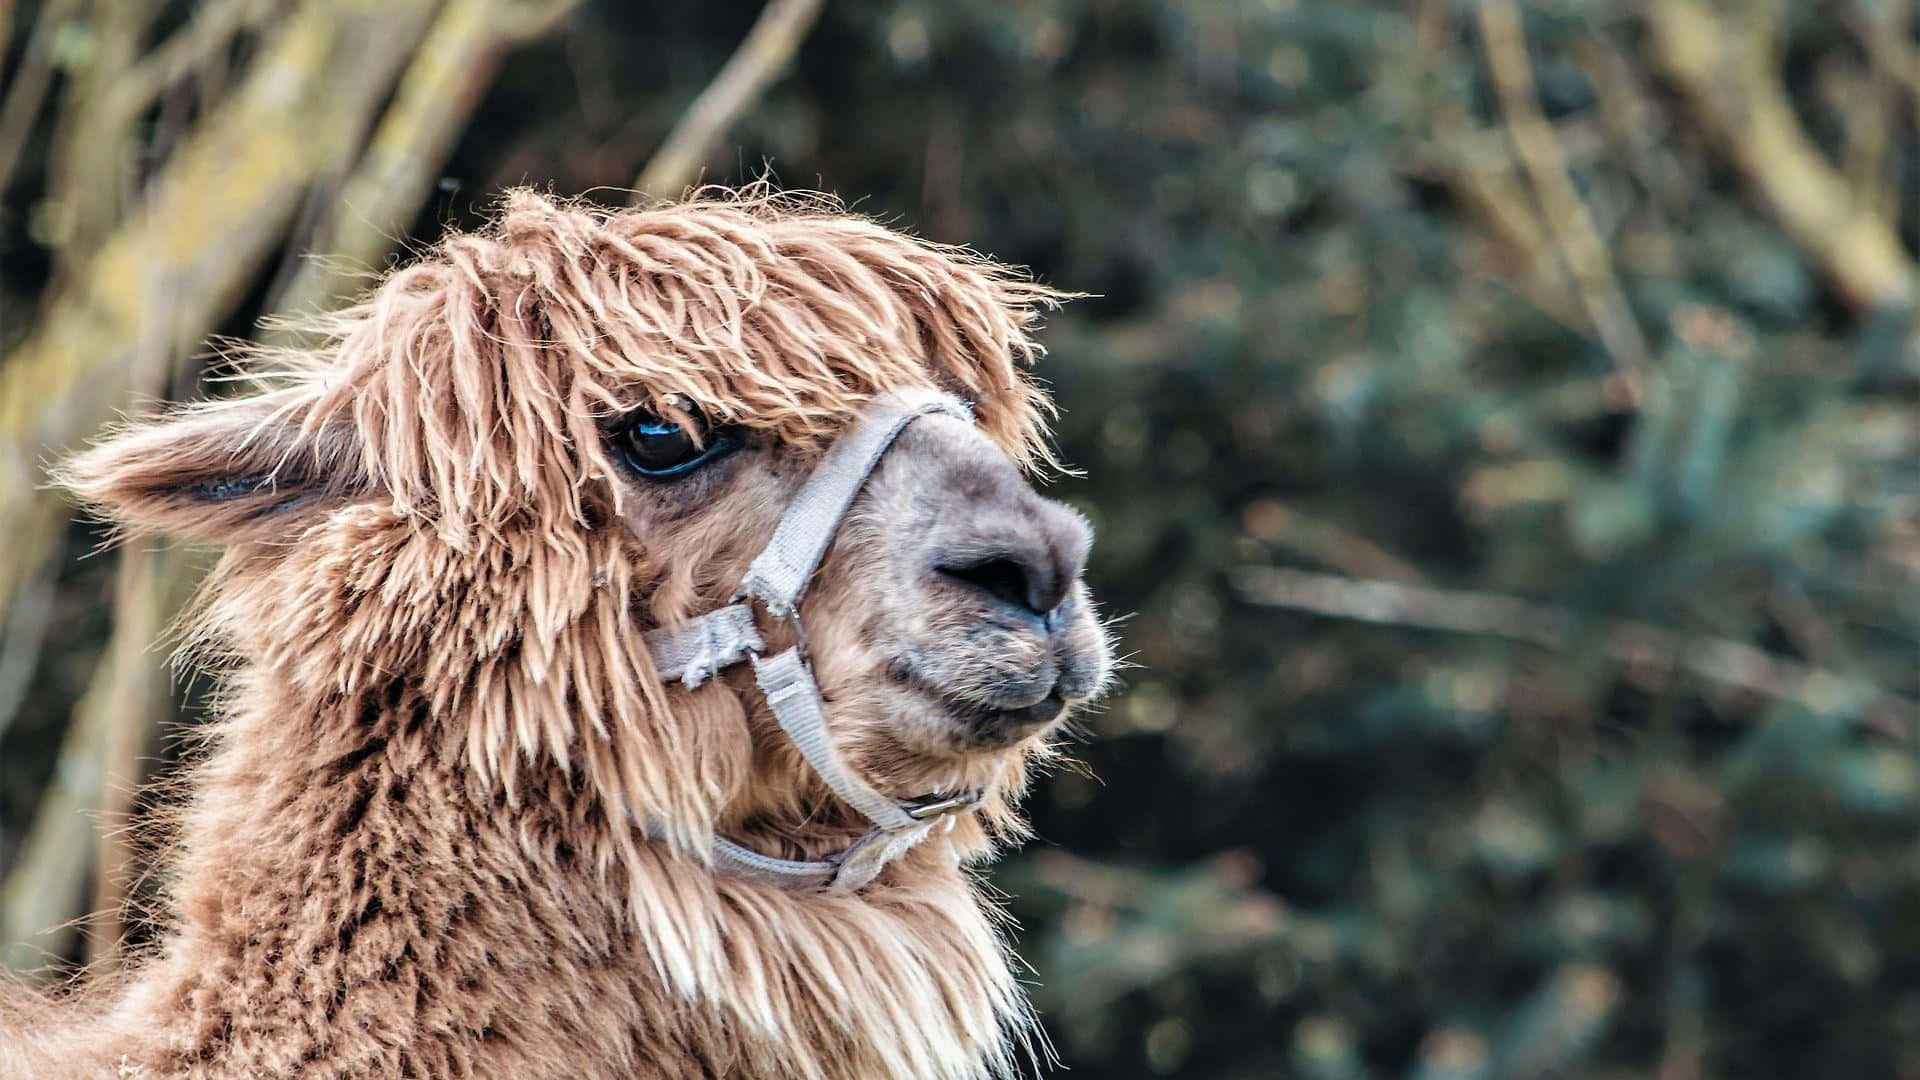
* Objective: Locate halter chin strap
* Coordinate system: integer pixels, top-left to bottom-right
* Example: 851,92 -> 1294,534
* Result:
639,388 -> 980,893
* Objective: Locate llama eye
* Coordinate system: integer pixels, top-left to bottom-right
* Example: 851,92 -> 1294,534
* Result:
613,406 -> 740,480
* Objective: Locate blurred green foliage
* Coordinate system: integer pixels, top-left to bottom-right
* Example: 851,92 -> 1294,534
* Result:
10,0 -> 1920,1076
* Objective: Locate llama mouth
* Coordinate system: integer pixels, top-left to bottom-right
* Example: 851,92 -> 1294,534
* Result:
939,690 -> 1068,748
885,656 -> 1068,747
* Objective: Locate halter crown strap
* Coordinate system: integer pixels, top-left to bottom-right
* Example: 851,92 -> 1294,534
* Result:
639,388 -> 980,893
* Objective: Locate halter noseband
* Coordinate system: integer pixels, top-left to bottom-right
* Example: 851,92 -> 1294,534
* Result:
640,387 -> 982,893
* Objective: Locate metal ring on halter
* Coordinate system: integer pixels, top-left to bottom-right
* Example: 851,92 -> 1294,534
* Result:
902,792 -> 982,821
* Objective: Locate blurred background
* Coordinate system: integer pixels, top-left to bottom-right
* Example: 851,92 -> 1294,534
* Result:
5,0 -> 1920,1076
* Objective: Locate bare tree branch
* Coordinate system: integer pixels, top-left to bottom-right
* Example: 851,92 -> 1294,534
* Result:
1847,0 -> 1920,224
81,545 -> 178,968
44,1 -> 288,270
629,0 -> 825,203
1234,565 -> 1918,726
41,0 -> 166,271
0,530 -> 57,742
0,0 -> 441,635
1645,0 -> 1915,312
1407,138 -> 1588,333
1238,499 -> 1426,584
270,0 -> 582,327
0,0 -> 81,194
107,0 -> 271,117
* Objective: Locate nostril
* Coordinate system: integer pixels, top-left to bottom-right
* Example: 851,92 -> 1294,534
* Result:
944,557 -> 1036,611
929,553 -> 1052,614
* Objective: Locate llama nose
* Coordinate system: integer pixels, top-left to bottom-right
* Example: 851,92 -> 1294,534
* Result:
932,498 -> 1089,620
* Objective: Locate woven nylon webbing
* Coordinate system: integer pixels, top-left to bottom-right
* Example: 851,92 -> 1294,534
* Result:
710,836 -> 836,887
738,388 -> 972,617
707,826 -> 936,893
751,647 -> 920,831
642,603 -> 763,688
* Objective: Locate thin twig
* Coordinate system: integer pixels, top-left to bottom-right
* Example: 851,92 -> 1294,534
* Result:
0,659 -> 108,975
1574,33 -> 1691,221
1477,0 -> 1650,398
629,0 -> 825,202
1405,140 -> 1587,332
1233,565 -> 1917,724
105,0 -> 269,120
40,0 -> 266,270
1403,5 -> 1589,336
0,529 -> 58,742
0,0 -> 81,194
42,1 -> 163,272
0,2 -> 15,82
84,546 -> 175,967
1839,12 -> 1896,222
1847,0 -> 1920,223
1238,499 -> 1425,584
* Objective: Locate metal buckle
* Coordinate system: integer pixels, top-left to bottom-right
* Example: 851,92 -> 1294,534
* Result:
902,791 -> 982,821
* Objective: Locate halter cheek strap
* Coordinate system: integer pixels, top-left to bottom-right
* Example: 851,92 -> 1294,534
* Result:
639,388 -> 980,893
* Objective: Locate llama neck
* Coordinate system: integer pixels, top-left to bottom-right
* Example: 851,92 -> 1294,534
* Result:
86,675 -> 1028,1079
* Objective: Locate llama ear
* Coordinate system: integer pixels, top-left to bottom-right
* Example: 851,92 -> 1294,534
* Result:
60,394 -> 368,544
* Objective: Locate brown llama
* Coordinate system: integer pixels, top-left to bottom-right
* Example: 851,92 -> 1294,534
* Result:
0,189 -> 1113,1078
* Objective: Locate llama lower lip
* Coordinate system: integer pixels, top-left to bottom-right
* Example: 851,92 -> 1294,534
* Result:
944,691 -> 1067,746
886,658 -> 1068,745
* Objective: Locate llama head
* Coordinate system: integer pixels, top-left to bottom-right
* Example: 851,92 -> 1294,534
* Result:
61,189 -> 1113,869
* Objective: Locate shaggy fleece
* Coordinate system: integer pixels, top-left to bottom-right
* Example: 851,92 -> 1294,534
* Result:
1,189 -> 1078,1079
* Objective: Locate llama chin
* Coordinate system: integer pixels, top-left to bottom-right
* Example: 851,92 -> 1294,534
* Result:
2,188 -> 1114,1079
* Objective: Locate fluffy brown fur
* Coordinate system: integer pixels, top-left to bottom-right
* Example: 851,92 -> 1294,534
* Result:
0,189 -> 1110,1078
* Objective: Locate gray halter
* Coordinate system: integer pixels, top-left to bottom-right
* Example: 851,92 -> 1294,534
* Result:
641,387 -> 981,893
